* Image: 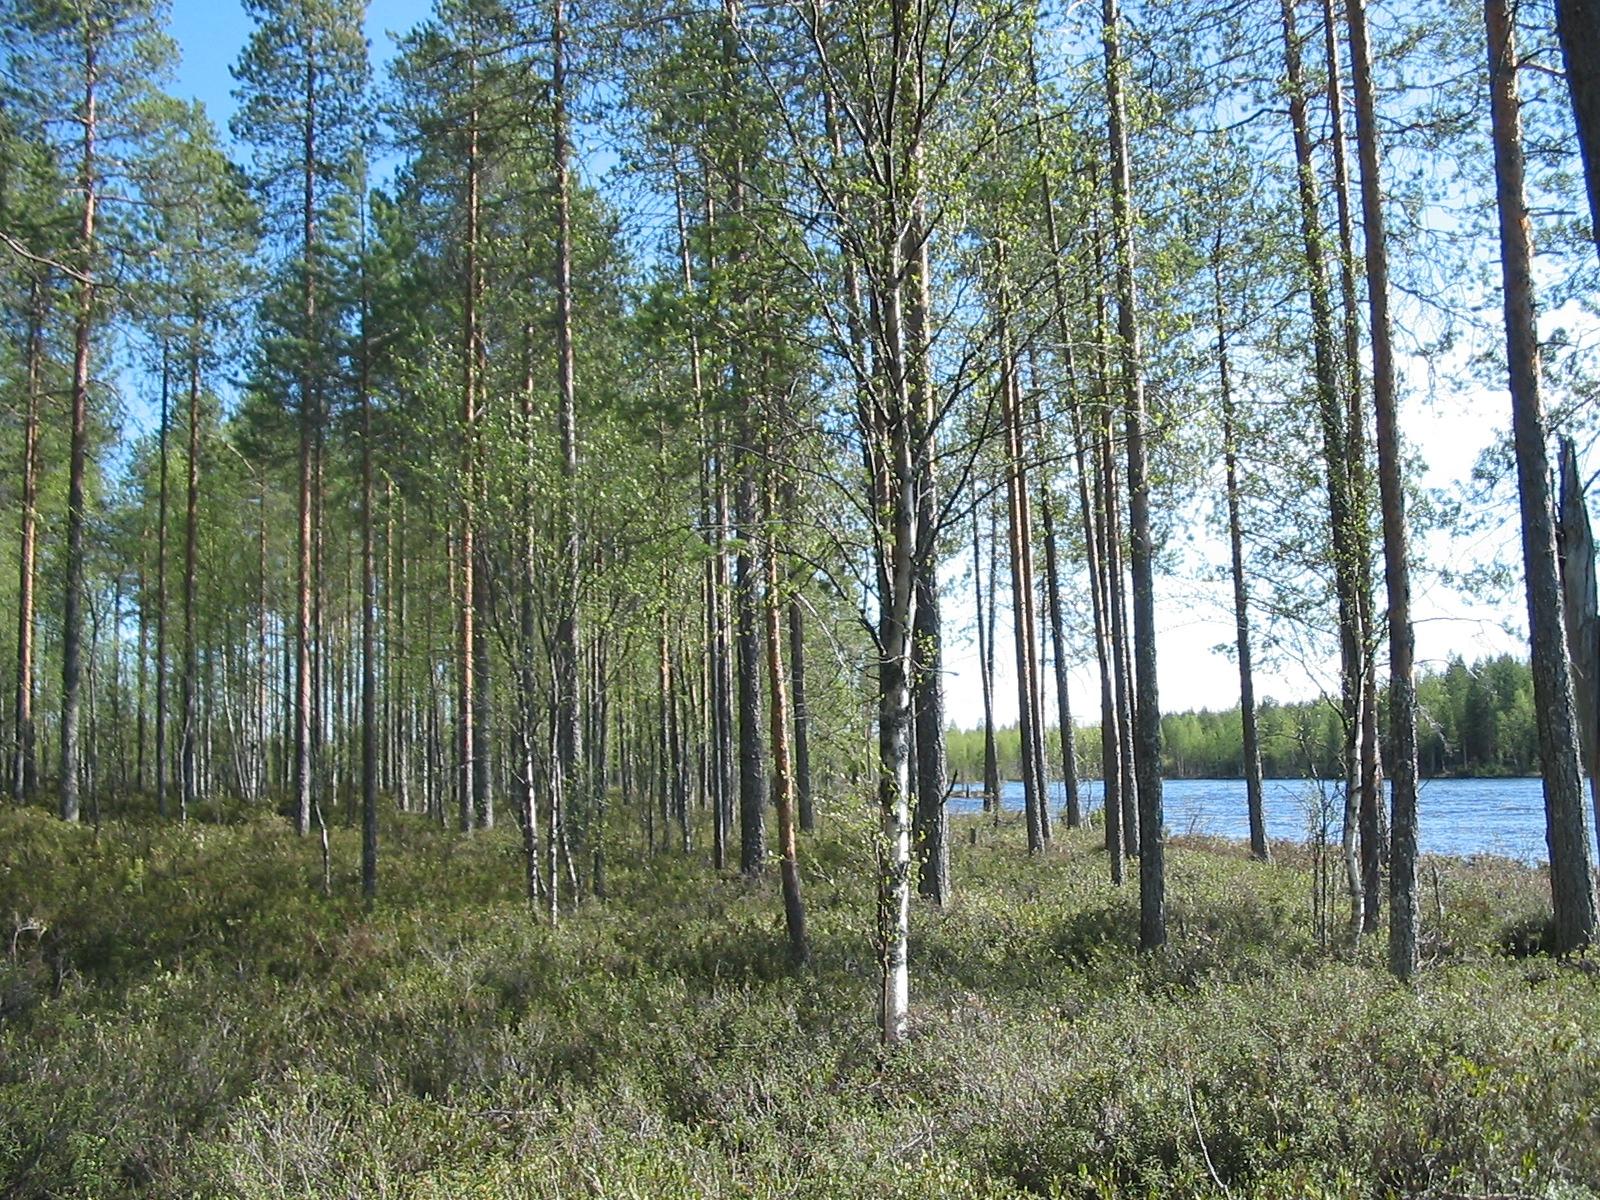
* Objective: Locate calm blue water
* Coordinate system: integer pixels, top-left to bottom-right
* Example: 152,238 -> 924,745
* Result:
950,777 -> 1598,865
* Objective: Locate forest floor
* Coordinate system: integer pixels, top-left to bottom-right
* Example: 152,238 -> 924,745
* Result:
2,798 -> 1598,1199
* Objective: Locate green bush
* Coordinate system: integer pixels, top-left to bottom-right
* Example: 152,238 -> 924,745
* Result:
1,803 -> 1596,1198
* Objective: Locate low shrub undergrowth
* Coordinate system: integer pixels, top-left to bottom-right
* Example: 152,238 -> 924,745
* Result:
1,802 -> 1595,1198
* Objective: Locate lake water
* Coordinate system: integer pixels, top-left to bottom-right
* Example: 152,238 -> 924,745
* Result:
950,777 -> 1600,864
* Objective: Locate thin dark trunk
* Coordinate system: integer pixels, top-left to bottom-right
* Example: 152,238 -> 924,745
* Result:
1000,300 -> 1043,854
136,546 -> 148,795
673,639 -> 689,853
911,229 -> 950,901
657,582 -> 672,852
1075,404 -> 1124,885
294,57 -> 316,840
973,507 -> 1001,817
1281,0 -> 1363,938
180,325 -> 200,824
519,321 -> 542,902
734,428 -> 767,874
785,480 -> 814,834
60,37 -> 97,824
1104,0 -> 1164,946
1027,39 -> 1083,833
1319,0 -> 1385,927
1345,0 -> 1420,978
678,166 -> 729,863
592,637 -> 608,898
912,551 -> 949,897
764,446 -> 809,963
1101,406 -> 1138,860
360,202 -> 377,901
472,553 -> 492,830
255,480 -> 268,803
705,479 -> 728,865
713,437 -> 736,860
1214,246 -> 1269,862
13,279 -> 43,805
392,489 -> 406,819
1487,0 -> 1599,955
381,483 -> 393,803
312,420 -> 326,828
552,0 -> 582,901
458,76 -> 480,837
1557,438 -> 1600,856
1039,480 -> 1081,828
1089,228 -> 1138,862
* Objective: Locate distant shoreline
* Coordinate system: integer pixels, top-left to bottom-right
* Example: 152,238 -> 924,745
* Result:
951,772 -> 1544,792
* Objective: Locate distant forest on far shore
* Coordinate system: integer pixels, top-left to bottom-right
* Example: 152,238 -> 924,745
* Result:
948,654 -> 1538,786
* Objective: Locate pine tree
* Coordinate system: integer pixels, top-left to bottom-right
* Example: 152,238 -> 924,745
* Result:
232,0 -> 370,838
3,0 -> 178,821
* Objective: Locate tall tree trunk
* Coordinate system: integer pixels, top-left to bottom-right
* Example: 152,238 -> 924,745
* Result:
785,480 -> 815,834
591,635 -> 608,898
1104,0 -> 1163,946
397,491 -> 412,813
472,555 -> 492,830
1487,0 -> 1600,955
1074,404 -> 1124,884
294,57 -> 317,840
1214,244 -> 1270,862
718,3 -> 766,879
1021,377 -> 1052,848
657,570 -> 673,852
136,546 -> 148,794
110,575 -> 126,798
705,455 -> 728,867
764,444 -> 810,963
458,76 -> 480,837
1100,403 -> 1138,859
380,483 -> 392,802
713,435 -> 737,860
1089,225 -> 1138,862
311,397 -> 325,825
973,507 -> 1001,817
873,315 -> 917,1041
180,322 -> 201,824
1039,479 -> 1081,829
911,231 -> 950,902
1027,40 -> 1084,834
387,481 -> 405,813
256,479 -> 268,804
912,549 -> 949,898
1280,0 -> 1363,939
877,571 -> 913,1043
1556,0 -> 1600,265
678,166 -> 729,864
359,203 -> 378,901
734,420 -> 768,874
518,321 -> 542,905
1000,299 -> 1044,854
12,278 -> 43,805
60,38 -> 98,824
551,0 -> 582,901
546,707 -> 564,924
1319,0 -> 1385,928
1345,0 -> 1421,979
1557,438 -> 1600,852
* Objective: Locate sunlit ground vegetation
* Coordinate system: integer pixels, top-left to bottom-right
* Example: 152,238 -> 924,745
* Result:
3,799 -> 1597,1199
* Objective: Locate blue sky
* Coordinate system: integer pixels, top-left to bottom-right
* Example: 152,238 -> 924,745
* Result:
168,0 -> 423,137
